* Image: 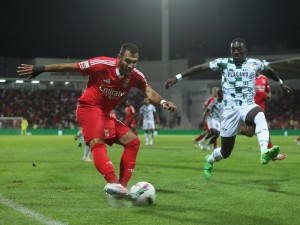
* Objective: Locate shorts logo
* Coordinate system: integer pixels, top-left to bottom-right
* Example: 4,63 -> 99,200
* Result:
104,129 -> 109,137
103,78 -> 111,84
221,127 -> 227,131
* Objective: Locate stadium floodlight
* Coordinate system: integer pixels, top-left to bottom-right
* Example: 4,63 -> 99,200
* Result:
31,80 -> 40,84
0,79 -> 6,82
16,80 -> 24,83
65,81 -> 69,85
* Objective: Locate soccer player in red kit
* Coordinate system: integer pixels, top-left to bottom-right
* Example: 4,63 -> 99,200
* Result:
240,73 -> 286,160
124,100 -> 137,135
17,43 -> 176,201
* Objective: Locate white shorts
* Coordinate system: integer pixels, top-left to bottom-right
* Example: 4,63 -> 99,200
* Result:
207,117 -> 221,131
220,104 -> 260,137
142,120 -> 155,130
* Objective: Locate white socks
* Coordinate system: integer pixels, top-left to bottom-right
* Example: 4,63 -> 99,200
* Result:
254,112 -> 269,152
84,145 -> 91,158
207,147 -> 223,163
144,133 -> 149,144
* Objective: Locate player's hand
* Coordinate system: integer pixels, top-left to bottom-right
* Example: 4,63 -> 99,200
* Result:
161,101 -> 177,113
280,84 -> 293,94
165,77 -> 178,89
17,64 -> 44,80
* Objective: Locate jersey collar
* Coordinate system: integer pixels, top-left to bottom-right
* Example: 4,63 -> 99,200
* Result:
116,68 -> 123,78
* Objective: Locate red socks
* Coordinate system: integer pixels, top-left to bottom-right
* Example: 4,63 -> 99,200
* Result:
91,138 -> 140,187
195,133 -> 206,141
91,142 -> 118,183
119,138 -> 140,187
268,135 -> 273,149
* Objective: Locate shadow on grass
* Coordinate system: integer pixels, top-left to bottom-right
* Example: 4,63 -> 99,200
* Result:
130,203 -> 281,225
213,178 -> 300,197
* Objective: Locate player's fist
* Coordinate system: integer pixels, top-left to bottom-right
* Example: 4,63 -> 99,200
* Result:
165,77 -> 178,89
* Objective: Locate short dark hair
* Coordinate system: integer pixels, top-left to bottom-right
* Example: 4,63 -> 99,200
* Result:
231,38 -> 247,48
119,43 -> 139,55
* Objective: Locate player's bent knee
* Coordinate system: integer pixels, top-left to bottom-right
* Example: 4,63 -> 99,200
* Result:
125,138 -> 140,152
88,138 -> 105,148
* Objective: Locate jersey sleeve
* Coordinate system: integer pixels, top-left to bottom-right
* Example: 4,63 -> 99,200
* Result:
209,58 -> 222,71
76,57 -> 104,76
133,69 -> 149,91
255,59 -> 265,72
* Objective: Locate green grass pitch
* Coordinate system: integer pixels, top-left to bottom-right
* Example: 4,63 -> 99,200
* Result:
0,134 -> 299,225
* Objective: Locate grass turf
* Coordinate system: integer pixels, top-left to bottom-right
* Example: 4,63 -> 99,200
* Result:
0,134 -> 299,225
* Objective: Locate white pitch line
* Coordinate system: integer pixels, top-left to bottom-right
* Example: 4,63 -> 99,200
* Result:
0,194 -> 68,225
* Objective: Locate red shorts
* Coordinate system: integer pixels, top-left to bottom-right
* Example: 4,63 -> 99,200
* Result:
76,105 -> 130,146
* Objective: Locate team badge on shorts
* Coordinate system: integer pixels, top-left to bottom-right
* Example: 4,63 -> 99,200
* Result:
123,78 -> 130,88
104,129 -> 109,137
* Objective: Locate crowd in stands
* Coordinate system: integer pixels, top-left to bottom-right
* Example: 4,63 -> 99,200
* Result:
1,88 -> 299,130
0,88 -> 165,130
0,89 -> 80,129
266,90 -> 300,130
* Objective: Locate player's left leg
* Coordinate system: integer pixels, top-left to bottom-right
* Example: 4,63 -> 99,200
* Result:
114,119 -> 140,188
117,132 -> 140,188
244,107 -> 279,165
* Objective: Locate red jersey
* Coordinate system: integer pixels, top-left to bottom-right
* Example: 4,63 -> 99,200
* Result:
125,106 -> 136,121
201,96 -> 216,130
76,56 -> 149,113
203,96 -> 215,109
255,74 -> 270,111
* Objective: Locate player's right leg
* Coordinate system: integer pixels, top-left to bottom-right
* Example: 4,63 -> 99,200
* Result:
149,130 -> 154,145
204,136 -> 235,179
110,122 -> 139,201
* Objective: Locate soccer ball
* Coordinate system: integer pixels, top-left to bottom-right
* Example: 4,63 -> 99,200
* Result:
130,181 -> 156,206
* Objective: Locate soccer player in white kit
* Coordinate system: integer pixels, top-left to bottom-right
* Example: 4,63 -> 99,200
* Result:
139,98 -> 160,145
165,38 -> 293,179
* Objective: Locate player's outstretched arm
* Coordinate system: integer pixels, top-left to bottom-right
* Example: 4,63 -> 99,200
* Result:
263,66 -> 293,94
165,62 -> 210,89
17,63 -> 78,80
144,86 -> 176,113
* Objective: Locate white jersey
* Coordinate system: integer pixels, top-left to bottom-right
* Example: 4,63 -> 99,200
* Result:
207,99 -> 224,119
209,58 -> 265,108
140,104 -> 156,122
